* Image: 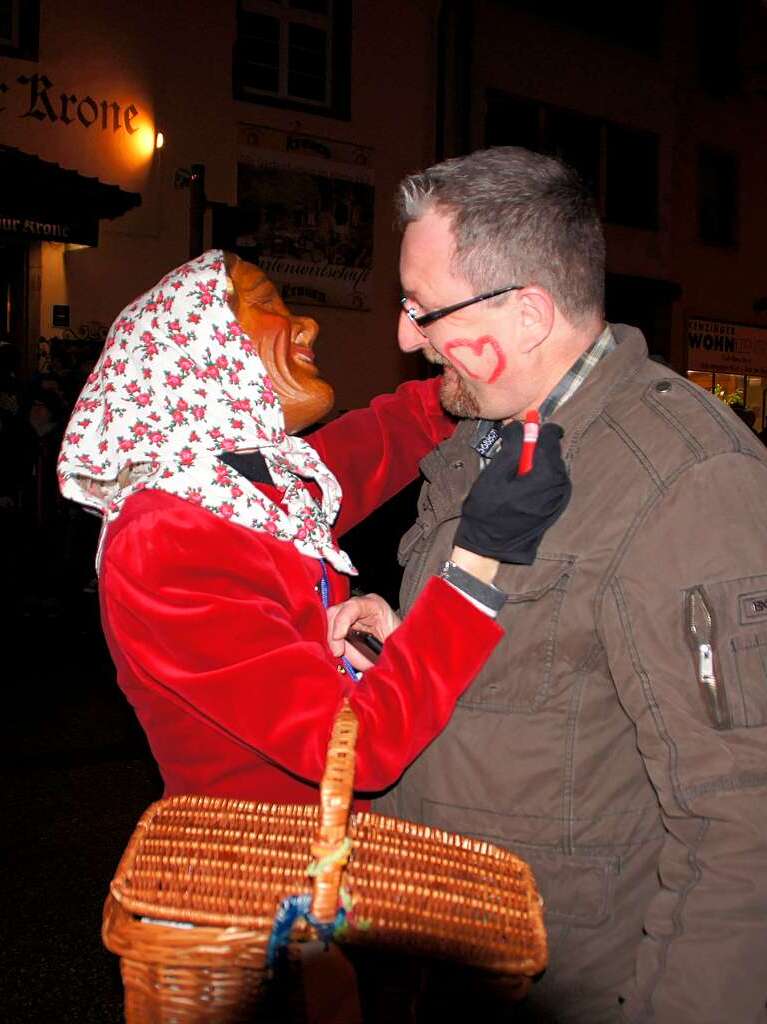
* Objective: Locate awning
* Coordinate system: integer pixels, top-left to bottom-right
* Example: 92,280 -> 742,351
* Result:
0,145 -> 142,247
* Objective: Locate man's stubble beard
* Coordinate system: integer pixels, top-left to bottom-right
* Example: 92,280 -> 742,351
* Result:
438,365 -> 481,419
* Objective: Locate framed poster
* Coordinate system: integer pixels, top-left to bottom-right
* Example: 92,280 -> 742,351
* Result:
229,124 -> 374,311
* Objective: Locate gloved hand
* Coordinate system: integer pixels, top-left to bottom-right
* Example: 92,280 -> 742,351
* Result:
453,421 -> 571,564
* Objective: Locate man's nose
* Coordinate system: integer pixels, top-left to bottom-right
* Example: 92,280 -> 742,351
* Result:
291,316 -> 319,347
398,309 -> 427,353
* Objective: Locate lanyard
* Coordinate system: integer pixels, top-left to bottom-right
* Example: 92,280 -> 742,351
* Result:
319,560 -> 361,683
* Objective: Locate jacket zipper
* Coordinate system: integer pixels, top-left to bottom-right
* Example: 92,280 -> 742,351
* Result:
685,587 -> 731,729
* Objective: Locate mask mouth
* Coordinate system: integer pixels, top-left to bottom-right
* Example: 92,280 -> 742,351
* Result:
292,345 -> 317,367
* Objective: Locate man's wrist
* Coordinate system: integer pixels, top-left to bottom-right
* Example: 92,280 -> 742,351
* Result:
449,545 -> 499,584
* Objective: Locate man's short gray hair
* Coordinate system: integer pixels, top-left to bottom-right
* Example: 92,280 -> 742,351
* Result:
397,147 -> 605,321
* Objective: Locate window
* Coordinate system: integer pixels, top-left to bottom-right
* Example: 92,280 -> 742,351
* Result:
544,108 -> 601,198
505,0 -> 663,57
605,125 -> 659,230
0,0 -> 39,60
234,0 -> 351,119
485,93 -> 540,150
698,146 -> 738,247
484,92 -> 660,230
697,1 -> 741,97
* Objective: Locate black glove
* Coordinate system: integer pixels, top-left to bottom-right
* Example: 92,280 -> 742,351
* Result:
453,421 -> 571,564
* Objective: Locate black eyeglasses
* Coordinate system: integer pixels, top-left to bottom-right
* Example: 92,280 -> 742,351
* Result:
400,284 -> 522,338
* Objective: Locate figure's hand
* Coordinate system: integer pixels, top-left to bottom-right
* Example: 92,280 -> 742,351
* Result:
453,421 -> 571,564
326,594 -> 400,670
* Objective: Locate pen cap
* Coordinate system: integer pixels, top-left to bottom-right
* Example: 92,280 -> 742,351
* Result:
522,409 -> 540,443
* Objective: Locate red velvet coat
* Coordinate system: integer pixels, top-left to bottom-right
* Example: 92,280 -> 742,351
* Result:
99,379 -> 502,803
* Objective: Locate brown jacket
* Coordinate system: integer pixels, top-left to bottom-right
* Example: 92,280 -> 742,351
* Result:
376,325 -> 767,1023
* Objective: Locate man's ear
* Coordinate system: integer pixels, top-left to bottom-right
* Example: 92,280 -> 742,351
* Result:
518,287 -> 555,354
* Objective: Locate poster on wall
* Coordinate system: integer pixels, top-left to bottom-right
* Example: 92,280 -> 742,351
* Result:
227,124 -> 374,311
687,317 -> 767,377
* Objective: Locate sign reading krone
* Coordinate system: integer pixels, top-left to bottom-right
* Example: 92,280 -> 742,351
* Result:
0,72 -> 139,133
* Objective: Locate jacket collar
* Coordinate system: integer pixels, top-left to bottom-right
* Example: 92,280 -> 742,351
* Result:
551,323 -> 648,463
423,323 -> 649,476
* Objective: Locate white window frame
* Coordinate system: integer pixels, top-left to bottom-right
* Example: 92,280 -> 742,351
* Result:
238,0 -> 334,109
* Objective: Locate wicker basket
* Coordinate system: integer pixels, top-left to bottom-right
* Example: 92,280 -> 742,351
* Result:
103,700 -> 547,1021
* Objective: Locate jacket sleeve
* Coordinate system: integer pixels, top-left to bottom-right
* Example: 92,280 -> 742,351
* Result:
600,452 -> 767,1023
102,501 -> 501,792
308,376 -> 454,536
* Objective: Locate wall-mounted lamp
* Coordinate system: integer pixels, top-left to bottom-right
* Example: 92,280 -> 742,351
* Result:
155,131 -> 165,151
174,166 -> 204,190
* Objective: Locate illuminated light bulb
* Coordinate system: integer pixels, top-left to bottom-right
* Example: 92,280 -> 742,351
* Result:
131,123 -> 156,161
155,131 -> 165,150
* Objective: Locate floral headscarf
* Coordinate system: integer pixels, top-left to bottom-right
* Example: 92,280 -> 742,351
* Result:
57,249 -> 355,575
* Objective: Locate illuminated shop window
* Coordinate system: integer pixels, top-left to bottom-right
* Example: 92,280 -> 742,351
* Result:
687,370 -> 766,430
687,370 -> 714,392
747,376 -> 767,428
234,0 -> 350,119
0,0 -> 39,60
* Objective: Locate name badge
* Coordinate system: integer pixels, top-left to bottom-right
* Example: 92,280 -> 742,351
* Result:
472,423 -> 501,459
739,591 -> 767,625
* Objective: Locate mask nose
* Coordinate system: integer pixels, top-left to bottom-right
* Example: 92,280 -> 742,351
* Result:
291,316 -> 319,348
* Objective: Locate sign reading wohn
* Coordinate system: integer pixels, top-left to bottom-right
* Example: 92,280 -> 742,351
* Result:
687,317 -> 767,376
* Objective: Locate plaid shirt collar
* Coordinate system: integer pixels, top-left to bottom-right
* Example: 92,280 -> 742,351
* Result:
472,323 -> 616,458
538,323 -> 616,420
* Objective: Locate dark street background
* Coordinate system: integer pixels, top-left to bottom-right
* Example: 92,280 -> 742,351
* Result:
2,502 -> 162,1023
0,473 -> 412,1023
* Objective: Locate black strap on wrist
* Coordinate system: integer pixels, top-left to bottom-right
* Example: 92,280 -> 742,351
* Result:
437,560 -> 507,613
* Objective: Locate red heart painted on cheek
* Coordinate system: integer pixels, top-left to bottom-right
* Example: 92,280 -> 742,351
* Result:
444,336 -> 506,384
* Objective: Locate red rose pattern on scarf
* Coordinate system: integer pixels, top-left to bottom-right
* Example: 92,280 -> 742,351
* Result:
57,249 -> 356,575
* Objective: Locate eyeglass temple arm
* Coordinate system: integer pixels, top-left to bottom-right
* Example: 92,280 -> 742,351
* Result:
416,284 -> 522,327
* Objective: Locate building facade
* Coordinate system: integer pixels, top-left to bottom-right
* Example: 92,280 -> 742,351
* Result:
0,0 -> 441,407
2,0 -> 766,420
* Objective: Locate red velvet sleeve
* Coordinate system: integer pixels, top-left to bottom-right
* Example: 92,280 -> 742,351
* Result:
102,497 -> 501,792
308,377 -> 454,537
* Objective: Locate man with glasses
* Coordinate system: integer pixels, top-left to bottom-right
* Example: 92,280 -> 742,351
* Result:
369,147 -> 767,1022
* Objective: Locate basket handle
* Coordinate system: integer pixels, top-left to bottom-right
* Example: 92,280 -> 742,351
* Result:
310,698 -> 359,923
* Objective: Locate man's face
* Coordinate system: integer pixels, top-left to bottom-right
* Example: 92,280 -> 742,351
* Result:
398,209 -> 527,421
225,253 -> 334,433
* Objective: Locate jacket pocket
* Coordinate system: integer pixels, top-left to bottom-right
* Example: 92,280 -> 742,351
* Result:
397,519 -> 427,567
685,574 -> 767,728
458,555 -> 576,712
421,799 -> 618,928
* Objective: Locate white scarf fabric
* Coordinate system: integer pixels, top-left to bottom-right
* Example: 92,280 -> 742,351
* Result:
57,249 -> 355,575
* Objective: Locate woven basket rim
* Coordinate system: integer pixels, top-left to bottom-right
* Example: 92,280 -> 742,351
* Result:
110,797 -> 544,933
104,710 -> 548,980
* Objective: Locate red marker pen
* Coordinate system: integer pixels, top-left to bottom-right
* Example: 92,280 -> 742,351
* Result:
517,409 -> 540,476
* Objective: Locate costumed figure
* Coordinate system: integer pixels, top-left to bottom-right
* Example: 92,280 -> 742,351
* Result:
57,249 -> 569,804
